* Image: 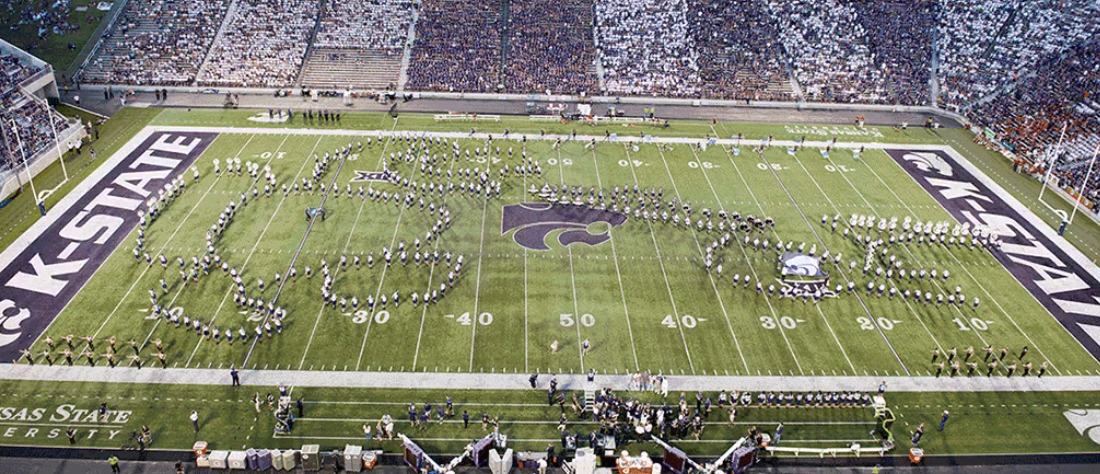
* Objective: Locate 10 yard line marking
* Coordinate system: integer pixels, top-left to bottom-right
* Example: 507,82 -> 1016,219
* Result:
136,135 -> 290,357
185,134 -> 317,366
556,147 -> 585,372
589,148 -> 640,371
83,133 -> 249,347
622,144 -> 695,375
858,150 -> 1061,374
794,148 -> 998,373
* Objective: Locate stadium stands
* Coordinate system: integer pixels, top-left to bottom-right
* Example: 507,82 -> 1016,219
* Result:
300,0 -> 415,90
405,0 -> 504,93
503,0 -> 598,94
0,55 -> 67,174
687,0 -> 791,101
595,0 -> 699,97
198,0 -> 321,88
848,0 -> 938,106
80,0 -> 230,85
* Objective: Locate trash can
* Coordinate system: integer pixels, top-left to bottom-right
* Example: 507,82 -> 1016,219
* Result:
302,444 -> 321,471
271,450 -> 283,470
282,450 -> 298,470
256,450 -> 272,470
209,451 -> 229,469
227,451 -> 247,469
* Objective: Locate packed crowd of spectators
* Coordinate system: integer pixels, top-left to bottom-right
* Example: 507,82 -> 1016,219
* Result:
2,0 -> 81,40
769,0 -> 886,103
848,0 -> 938,106
687,0 -> 789,101
81,0 -> 230,85
406,0 -> 503,92
0,54 -> 64,174
198,0 -> 320,87
313,0 -> 414,51
504,0 -> 597,94
936,0 -> 1099,110
595,0 -> 699,97
970,40 -> 1100,204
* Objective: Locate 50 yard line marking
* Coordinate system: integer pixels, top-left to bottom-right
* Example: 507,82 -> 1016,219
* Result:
555,146 -> 585,372
185,134 -> 321,366
589,147 -> 640,371
622,144 -> 696,375
857,150 -> 1061,374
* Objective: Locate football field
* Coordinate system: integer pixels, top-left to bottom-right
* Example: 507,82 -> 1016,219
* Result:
9,114 -> 1100,381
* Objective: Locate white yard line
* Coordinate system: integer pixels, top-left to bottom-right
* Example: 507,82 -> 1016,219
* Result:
555,147 -> 585,372
589,148 -> 640,371
621,143 -> 696,375
856,150 -> 1060,374
782,149 -> 989,374
87,134 -> 246,344
133,135 -> 290,355
467,143 -> 492,372
184,135 -> 319,366
411,143 -> 461,371
745,148 -> 894,374
300,124 -> 397,370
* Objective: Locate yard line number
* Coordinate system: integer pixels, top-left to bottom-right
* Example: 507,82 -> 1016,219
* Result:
663,314 -> 702,328
447,312 -> 494,326
560,313 -> 596,327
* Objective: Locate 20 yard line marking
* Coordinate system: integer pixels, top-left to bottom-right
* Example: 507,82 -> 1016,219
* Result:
859,149 -> 1061,374
185,134 -> 319,366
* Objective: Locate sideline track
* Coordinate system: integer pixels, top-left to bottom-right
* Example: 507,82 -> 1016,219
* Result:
0,364 -> 1097,392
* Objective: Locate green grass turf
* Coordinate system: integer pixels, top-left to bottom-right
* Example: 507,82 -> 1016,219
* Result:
19,122 -> 1100,378
0,379 -> 1096,457
0,0 -> 112,73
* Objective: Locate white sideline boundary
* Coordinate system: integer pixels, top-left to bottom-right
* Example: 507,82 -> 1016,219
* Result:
4,125 -> 1100,383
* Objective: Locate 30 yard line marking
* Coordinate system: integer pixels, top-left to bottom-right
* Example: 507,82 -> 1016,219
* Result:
858,149 -> 1061,374
589,148 -> 640,371
756,148 -> 907,374
622,144 -> 695,375
185,134 -> 319,366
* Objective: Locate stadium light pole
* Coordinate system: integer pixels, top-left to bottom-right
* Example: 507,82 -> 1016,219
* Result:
9,118 -> 41,212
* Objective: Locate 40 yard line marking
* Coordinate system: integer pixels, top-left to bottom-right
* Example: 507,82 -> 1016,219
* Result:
589,148 -> 640,371
468,140 -> 492,372
622,143 -> 695,375
858,150 -> 1061,374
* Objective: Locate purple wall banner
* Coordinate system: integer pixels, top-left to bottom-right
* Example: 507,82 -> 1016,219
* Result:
0,131 -> 217,360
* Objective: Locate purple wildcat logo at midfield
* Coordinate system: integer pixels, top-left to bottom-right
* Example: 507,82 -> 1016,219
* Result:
502,203 -> 626,251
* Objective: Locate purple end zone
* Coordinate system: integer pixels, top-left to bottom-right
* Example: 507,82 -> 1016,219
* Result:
502,203 -> 627,251
887,149 -> 1100,362
0,132 -> 218,360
